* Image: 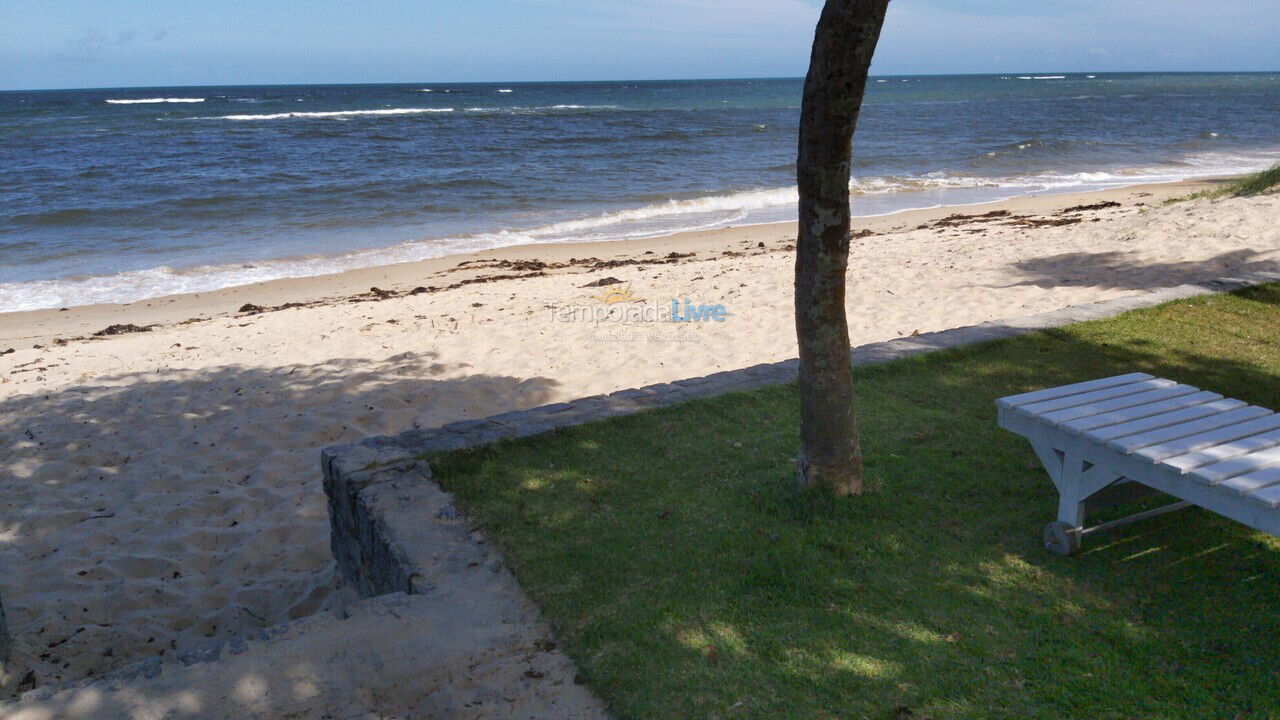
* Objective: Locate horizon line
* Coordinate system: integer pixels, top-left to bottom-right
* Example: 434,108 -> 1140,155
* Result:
5,69 -> 1280,94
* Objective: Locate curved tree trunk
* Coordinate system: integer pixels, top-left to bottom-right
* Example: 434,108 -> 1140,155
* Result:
795,0 -> 890,495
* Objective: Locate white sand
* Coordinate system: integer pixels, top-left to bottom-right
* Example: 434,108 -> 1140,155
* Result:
2,181 -> 1279,690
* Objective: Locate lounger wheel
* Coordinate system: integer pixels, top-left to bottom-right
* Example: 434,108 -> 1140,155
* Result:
1043,521 -> 1080,556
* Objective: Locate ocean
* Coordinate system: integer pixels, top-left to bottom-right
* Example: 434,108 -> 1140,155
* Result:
2,73 -> 1279,311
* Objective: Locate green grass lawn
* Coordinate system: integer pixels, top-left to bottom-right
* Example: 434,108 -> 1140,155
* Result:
431,284 -> 1280,720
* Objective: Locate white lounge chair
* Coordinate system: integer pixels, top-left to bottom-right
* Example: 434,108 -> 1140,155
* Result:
997,373 -> 1280,555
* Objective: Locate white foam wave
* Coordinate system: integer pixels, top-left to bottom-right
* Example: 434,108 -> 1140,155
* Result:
214,108 -> 455,120
523,188 -> 799,238
7,149 -> 1278,312
463,104 -> 620,114
497,89 -> 513,93
1017,75 -> 1066,80
106,97 -> 205,104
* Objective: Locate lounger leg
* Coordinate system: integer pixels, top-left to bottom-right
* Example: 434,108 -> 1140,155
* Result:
1033,444 -> 1120,556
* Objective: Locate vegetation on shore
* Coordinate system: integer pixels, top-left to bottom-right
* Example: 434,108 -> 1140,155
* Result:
432,283 -> 1280,719
1167,162 -> 1280,203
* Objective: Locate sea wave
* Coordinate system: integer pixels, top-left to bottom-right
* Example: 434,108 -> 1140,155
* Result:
212,108 -> 455,120
106,97 -> 206,104
5,150 -> 1278,312
463,104 -> 621,115
516,173 -> 1033,240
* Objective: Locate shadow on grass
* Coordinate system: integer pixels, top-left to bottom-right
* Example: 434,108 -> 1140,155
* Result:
431,283 -> 1280,719
1001,249 -> 1279,292
0,350 -> 557,691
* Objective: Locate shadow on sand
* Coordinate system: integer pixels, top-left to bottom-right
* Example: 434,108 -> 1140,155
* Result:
0,349 -> 558,695
1002,248 -> 1279,291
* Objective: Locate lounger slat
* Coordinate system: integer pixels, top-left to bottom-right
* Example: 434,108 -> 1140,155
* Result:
1108,406 -> 1275,453
1085,398 -> 1246,442
1219,467 -> 1280,496
1161,428 -> 1280,474
1016,378 -> 1174,416
1036,385 -> 1198,425
1131,413 -> 1280,462
1191,445 -> 1280,484
1247,483 -> 1280,509
1061,391 -> 1223,435
996,372 -> 1152,410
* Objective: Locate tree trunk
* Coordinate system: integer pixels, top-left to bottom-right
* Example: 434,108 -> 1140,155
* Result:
795,0 -> 890,495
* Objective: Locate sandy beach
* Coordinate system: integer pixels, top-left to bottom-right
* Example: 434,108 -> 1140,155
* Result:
3,178 -> 1280,690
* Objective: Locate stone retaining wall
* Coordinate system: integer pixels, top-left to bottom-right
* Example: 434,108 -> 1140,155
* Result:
0,592 -> 29,700
1,594 -> 10,689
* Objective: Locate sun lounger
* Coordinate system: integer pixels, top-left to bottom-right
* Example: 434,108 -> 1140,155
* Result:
997,373 -> 1280,554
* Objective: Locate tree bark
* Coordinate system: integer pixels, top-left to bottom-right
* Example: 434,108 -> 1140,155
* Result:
795,0 -> 890,495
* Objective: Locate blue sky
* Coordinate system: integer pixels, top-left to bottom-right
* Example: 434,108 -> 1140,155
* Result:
3,0 -> 1278,90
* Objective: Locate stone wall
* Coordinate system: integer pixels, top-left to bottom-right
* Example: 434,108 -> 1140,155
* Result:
1,592 -> 20,698
1,593 -> 10,674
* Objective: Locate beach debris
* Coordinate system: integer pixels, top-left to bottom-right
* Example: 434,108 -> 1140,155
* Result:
92,323 -> 152,337
924,209 -> 1011,229
581,276 -> 623,287
495,259 -> 550,272
0,348 -> 13,356
1060,200 -> 1121,213
369,286 -> 396,299
1008,216 -> 1083,228
17,669 -> 37,693
239,300 -> 311,315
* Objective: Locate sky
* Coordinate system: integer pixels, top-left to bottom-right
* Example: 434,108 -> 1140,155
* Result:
2,0 -> 1278,91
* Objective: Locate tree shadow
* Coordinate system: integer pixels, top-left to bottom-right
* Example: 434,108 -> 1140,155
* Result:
425,285 -> 1280,717
0,351 -> 558,690
999,248 -> 1279,291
